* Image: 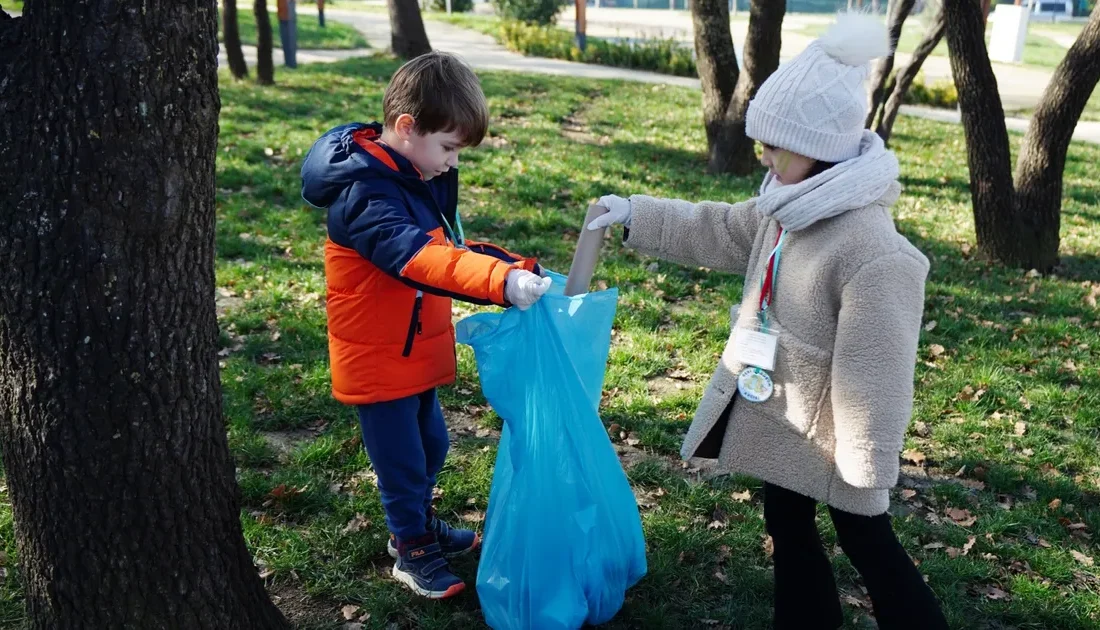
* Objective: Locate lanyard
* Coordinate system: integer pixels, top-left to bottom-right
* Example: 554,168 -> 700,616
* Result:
440,211 -> 465,247
758,228 -> 787,332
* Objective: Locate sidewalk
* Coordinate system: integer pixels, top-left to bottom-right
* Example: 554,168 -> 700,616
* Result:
249,7 -> 1098,145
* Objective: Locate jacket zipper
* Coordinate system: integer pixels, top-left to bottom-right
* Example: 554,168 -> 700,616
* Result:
402,290 -> 423,358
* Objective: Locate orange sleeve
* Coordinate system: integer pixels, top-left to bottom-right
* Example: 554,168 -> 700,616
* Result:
401,241 -> 530,305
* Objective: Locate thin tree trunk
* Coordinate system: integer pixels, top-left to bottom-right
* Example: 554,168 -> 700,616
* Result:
388,0 -> 432,58
0,4 -> 289,629
877,4 -> 945,143
944,0 -> 1019,265
867,0 -> 917,128
715,0 -> 785,174
255,0 -> 275,85
691,0 -> 739,170
224,0 -> 249,79
1013,4 -> 1100,270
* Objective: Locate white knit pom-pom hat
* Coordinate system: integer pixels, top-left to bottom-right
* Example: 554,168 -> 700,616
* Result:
745,12 -> 891,163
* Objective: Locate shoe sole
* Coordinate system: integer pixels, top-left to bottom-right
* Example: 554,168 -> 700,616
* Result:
388,533 -> 481,560
391,565 -> 466,599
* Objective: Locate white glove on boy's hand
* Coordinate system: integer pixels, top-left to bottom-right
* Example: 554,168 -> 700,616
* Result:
504,269 -> 552,310
587,195 -> 632,231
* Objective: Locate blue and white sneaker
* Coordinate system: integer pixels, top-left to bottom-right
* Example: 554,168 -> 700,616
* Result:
391,535 -> 465,600
388,516 -> 481,560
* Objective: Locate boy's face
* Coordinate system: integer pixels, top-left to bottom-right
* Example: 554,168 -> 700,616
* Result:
385,114 -> 466,181
404,129 -> 465,181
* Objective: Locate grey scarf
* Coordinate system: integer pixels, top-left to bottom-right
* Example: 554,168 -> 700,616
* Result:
756,131 -> 901,232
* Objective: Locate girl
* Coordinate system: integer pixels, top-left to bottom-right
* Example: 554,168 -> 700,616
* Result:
590,13 -> 949,630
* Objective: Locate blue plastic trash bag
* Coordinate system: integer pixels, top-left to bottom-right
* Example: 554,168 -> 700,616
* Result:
455,272 -> 647,630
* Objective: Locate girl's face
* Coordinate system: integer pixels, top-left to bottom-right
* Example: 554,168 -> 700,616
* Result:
760,144 -> 816,186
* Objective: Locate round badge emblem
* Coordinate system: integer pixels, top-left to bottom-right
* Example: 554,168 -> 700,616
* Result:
737,367 -> 774,403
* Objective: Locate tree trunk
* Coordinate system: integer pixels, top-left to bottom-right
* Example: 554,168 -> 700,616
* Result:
255,0 -> 275,85
0,5 -> 290,629
866,0 -> 917,128
692,0 -> 739,170
718,0 -> 785,174
877,3 -> 945,143
944,0 -> 1020,265
1012,4 -> 1100,270
695,0 -> 784,174
224,0 -> 249,79
388,0 -> 432,58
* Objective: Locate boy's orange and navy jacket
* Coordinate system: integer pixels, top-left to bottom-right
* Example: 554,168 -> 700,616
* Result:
300,123 -> 539,405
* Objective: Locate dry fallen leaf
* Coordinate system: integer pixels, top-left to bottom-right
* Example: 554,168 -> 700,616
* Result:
341,513 -> 370,535
461,510 -> 485,523
901,489 -> 918,501
923,542 -> 946,550
975,584 -> 1010,600
963,536 -> 977,556
914,421 -> 932,438
930,344 -> 946,357
1049,498 -> 1063,511
946,507 -> 978,527
1015,421 -> 1028,436
342,605 -> 361,621
902,449 -> 927,466
924,320 -> 938,332
1072,550 -> 1095,567
947,547 -> 963,559
731,489 -> 752,503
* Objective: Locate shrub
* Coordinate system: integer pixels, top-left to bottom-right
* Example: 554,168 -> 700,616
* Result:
492,0 -> 566,25
498,20 -> 697,78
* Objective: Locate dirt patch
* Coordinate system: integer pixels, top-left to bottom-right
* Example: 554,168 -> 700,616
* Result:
215,290 -> 245,317
559,113 -> 611,146
446,406 -> 501,443
268,580 -> 341,629
261,429 -> 320,459
646,375 -> 696,398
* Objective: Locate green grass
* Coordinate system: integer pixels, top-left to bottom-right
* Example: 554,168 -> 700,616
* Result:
4,55 -> 1100,628
221,5 -> 368,50
0,0 -> 21,12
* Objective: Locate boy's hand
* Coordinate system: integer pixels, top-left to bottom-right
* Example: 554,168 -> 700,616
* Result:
587,195 -> 632,231
505,270 -> 552,310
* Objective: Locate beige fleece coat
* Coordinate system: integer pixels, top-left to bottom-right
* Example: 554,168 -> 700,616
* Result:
624,184 -> 929,516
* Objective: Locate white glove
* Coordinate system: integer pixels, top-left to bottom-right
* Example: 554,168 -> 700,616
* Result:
587,195 -> 632,231
505,269 -> 552,310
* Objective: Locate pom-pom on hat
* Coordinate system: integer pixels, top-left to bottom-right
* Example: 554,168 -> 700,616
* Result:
746,12 -> 890,163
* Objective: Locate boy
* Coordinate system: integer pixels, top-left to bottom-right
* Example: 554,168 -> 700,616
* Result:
300,52 -> 551,599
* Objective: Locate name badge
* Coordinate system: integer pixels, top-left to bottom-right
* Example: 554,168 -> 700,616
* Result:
732,327 -> 779,372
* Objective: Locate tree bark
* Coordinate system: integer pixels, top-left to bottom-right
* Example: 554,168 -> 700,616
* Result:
877,3 -> 945,143
866,0 -> 917,128
0,4 -> 289,629
388,0 -> 432,58
1013,4 -> 1100,270
255,0 -> 275,85
692,0 -> 739,169
224,0 -> 249,79
695,0 -> 784,174
944,0 -> 1100,270
944,0 -> 1019,264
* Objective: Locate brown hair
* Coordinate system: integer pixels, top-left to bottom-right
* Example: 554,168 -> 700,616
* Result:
382,51 -> 489,147
808,160 -> 838,178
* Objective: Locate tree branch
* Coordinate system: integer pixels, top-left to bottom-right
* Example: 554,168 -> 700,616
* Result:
877,2 -> 944,143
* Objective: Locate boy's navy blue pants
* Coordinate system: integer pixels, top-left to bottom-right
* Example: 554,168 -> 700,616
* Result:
357,389 -> 449,543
